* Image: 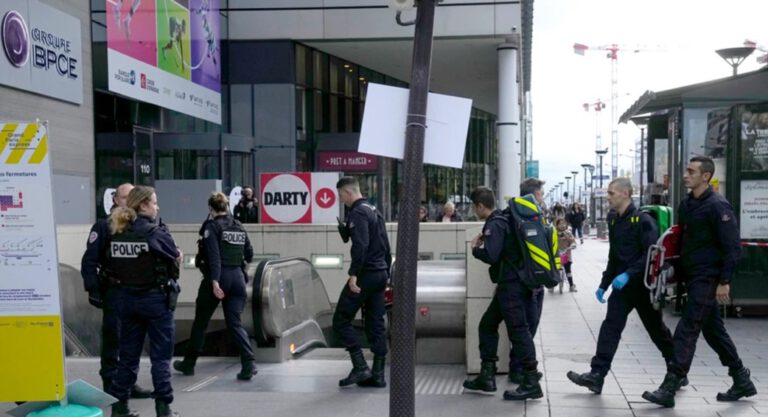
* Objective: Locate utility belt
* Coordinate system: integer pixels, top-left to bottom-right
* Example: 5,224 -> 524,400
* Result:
107,275 -> 181,311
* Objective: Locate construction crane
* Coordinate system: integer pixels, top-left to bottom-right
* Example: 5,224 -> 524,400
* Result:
574,42 -> 654,179
744,39 -> 768,64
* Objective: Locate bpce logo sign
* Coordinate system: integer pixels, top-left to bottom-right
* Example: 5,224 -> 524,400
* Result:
1,9 -> 78,79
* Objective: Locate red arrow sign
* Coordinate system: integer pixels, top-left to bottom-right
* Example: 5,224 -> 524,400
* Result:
315,187 -> 336,209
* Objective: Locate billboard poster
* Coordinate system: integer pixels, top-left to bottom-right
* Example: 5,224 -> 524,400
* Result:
0,122 -> 66,401
106,0 -> 221,124
741,109 -> 768,173
0,0 -> 83,104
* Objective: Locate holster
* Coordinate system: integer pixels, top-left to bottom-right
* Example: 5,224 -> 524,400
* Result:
164,279 -> 181,311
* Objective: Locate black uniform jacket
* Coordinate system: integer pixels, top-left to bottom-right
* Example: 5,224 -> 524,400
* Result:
346,198 -> 391,277
81,218 -> 111,292
472,209 -> 522,283
599,204 -> 658,290
678,186 -> 741,284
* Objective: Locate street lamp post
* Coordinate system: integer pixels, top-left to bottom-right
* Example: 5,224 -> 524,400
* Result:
595,149 -> 609,238
571,170 -> 579,206
564,176 -> 572,202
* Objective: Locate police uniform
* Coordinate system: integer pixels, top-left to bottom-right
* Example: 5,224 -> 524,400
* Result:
332,198 -> 391,358
108,215 -> 180,408
668,186 -> 744,377
81,218 -> 121,390
590,204 -> 673,377
179,215 -> 254,373
473,209 -> 540,374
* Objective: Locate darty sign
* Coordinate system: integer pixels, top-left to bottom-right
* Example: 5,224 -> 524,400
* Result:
0,0 -> 83,104
260,172 -> 341,224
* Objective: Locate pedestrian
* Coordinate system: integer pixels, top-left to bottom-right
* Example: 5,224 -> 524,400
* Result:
107,186 -> 182,417
567,202 -> 586,244
173,192 -> 256,381
567,177 -> 679,396
233,186 -> 259,223
462,181 -> 545,401
642,156 -> 756,408
419,205 -> 429,222
555,218 -> 577,293
81,183 -> 152,399
333,177 -> 392,388
436,201 -> 463,222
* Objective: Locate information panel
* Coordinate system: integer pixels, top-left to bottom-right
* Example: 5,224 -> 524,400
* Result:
106,0 -> 221,124
0,122 -> 65,401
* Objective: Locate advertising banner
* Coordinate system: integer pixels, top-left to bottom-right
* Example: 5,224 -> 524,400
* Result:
107,0 -> 221,124
741,109 -> 768,172
740,180 -> 768,239
0,0 -> 83,104
260,172 -> 341,224
0,122 -> 66,401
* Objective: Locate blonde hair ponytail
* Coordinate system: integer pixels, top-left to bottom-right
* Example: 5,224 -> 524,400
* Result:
109,207 -> 137,235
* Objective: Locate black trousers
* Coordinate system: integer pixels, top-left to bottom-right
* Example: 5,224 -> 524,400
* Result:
332,270 -> 389,356
668,278 -> 743,377
590,284 -> 674,376
100,286 -> 121,387
478,278 -> 538,372
509,288 -> 543,373
183,270 -> 254,363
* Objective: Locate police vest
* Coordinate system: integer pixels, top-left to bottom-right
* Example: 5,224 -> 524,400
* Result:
108,224 -> 165,287
215,218 -> 247,267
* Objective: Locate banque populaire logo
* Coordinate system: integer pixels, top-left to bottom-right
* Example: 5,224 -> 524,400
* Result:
2,10 -> 30,68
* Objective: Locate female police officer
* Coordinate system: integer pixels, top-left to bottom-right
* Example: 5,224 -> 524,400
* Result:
173,192 -> 256,380
107,186 -> 182,417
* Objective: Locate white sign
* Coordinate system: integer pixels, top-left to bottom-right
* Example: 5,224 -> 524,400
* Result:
0,0 -> 83,104
594,188 -> 608,198
358,83 -> 472,169
740,180 -> 768,239
102,187 -> 116,216
259,172 -> 341,224
228,185 -> 242,215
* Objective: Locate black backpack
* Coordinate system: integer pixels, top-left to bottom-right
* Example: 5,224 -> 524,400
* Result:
504,195 -> 562,289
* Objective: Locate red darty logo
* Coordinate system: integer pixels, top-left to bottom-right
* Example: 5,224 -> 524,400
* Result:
261,173 -> 312,223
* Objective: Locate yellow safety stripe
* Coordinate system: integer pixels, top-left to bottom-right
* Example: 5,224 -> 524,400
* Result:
514,197 -> 539,213
526,241 -> 550,261
27,133 -> 47,164
0,123 -> 18,154
551,227 -> 558,254
530,252 -> 551,271
5,124 -> 38,164
555,257 -> 562,269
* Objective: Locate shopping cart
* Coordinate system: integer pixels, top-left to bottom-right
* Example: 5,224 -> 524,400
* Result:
644,225 -> 682,310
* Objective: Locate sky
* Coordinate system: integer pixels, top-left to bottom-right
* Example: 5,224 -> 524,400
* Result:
530,0 -> 767,199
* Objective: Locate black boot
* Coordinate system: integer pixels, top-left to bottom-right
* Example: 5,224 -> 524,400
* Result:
155,400 -> 180,417
567,370 -> 604,394
112,400 -> 140,417
357,355 -> 386,388
508,370 -> 542,384
130,384 -> 152,399
462,361 -> 497,393
717,367 -> 757,401
339,350 -> 372,387
172,358 -> 195,376
237,358 -> 257,381
642,372 -> 683,408
503,370 -> 543,401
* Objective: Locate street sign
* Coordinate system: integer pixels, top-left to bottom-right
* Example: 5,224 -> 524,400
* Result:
526,160 -> 539,178
259,172 -> 341,224
594,188 -> 608,197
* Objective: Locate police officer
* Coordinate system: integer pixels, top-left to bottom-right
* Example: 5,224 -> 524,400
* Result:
174,192 -> 256,380
567,177 -> 680,394
107,186 -> 181,417
80,183 -> 151,399
643,156 -> 756,408
333,176 -> 391,388
462,184 -> 544,401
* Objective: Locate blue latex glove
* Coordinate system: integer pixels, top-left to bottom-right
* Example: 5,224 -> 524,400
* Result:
595,288 -> 606,303
612,272 -> 630,290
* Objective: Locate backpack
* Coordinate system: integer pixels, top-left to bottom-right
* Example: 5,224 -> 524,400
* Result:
504,195 -> 562,289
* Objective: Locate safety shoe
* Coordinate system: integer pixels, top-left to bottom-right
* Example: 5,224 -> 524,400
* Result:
508,370 -> 542,384
569,284 -> 578,293
130,384 -> 152,399
463,360 -> 497,393
642,372 -> 683,408
172,360 -> 195,376
503,371 -> 543,401
339,349 -> 372,387
112,400 -> 140,417
358,355 -> 387,388
155,400 -> 180,417
567,370 -> 604,394
237,360 -> 257,381
717,367 -> 757,401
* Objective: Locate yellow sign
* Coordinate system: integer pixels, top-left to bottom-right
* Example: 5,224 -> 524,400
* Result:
0,122 -> 66,402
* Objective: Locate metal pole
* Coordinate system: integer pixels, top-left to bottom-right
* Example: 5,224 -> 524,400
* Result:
639,127 -> 645,206
390,2 -> 436,417
599,154 -> 604,220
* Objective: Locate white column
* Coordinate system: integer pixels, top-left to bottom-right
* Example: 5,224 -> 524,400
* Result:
497,37 -> 522,207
